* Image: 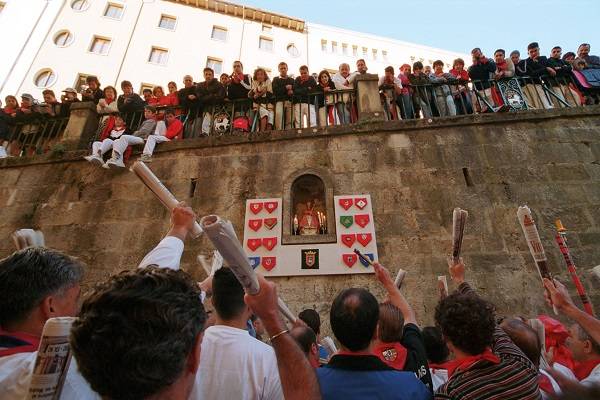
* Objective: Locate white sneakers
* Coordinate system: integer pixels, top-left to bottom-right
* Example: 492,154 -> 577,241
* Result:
139,154 -> 153,163
104,152 -> 125,169
84,154 -> 103,166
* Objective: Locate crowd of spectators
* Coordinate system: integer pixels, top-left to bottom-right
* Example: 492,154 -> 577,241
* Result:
1,204 -> 600,399
1,42 -> 599,159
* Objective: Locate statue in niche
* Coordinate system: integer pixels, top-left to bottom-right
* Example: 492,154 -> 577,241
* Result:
291,174 -> 327,236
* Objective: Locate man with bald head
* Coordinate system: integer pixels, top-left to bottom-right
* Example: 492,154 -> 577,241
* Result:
290,326 -> 320,368
316,286 -> 429,399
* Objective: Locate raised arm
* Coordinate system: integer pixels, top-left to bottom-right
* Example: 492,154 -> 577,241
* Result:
138,204 -> 195,269
245,274 -> 321,400
373,262 -> 417,325
544,278 -> 600,346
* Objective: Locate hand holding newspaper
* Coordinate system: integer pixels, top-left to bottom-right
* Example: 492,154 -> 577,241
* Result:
517,205 -> 557,313
12,229 -> 45,250
437,276 -> 449,300
452,208 -> 468,264
199,215 -> 296,323
26,317 -> 74,400
131,161 -> 203,239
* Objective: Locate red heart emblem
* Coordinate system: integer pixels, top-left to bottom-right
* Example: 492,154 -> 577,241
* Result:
262,257 -> 277,271
264,201 -> 278,214
247,238 -> 262,251
248,219 -> 262,232
356,233 -> 372,247
355,214 -> 370,228
341,234 -> 356,248
339,198 -> 353,210
343,254 -> 358,268
263,218 -> 277,230
262,237 -> 278,251
249,202 -> 263,214
355,198 -> 368,210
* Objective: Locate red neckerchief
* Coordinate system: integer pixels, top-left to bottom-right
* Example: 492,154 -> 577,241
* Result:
573,358 -> 600,380
234,73 -> 245,83
538,372 -> 556,395
0,329 -> 40,357
3,107 -> 16,114
444,347 -> 500,378
429,360 -> 452,371
539,315 -> 574,370
105,96 -> 115,104
496,60 -> 508,72
373,341 -> 408,370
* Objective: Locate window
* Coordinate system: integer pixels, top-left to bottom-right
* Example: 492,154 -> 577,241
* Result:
211,26 -> 227,41
382,50 -> 388,61
89,36 -> 111,55
74,73 -> 91,92
259,37 -> 273,52
262,25 -> 272,33
291,175 -> 327,236
54,30 -> 74,47
362,47 -> 368,57
71,0 -> 89,11
139,83 -> 155,95
352,45 -> 358,57
342,43 -> 348,56
287,43 -> 300,58
159,15 -> 176,30
321,39 -> 327,52
148,47 -> 168,65
103,3 -> 123,19
410,55 -> 416,62
206,57 -> 223,75
372,49 -> 378,60
331,41 -> 338,53
34,69 -> 57,88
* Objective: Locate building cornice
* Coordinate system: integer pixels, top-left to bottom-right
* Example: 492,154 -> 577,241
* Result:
165,0 -> 305,32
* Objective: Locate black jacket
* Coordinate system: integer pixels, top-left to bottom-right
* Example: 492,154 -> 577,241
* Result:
272,76 -> 295,100
196,79 -> 226,107
117,93 -> 145,114
82,88 -> 104,104
293,76 -> 317,103
315,80 -> 336,107
468,58 -> 497,89
516,56 -> 549,78
546,57 -> 573,77
227,74 -> 252,100
177,86 -> 201,115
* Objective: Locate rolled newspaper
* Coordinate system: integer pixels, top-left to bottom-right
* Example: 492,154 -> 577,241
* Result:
26,317 -> 75,400
322,336 -> 338,355
197,255 -> 212,276
12,229 -> 45,250
131,161 -> 202,239
517,206 -> 557,314
394,268 -> 407,290
452,208 -> 468,263
200,215 -> 294,321
437,276 -> 448,299
196,251 -> 224,276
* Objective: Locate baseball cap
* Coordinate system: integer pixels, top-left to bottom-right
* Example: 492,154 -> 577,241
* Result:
21,93 -> 34,101
62,87 -> 77,94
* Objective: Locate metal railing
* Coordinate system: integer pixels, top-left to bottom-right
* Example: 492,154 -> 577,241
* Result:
4,116 -> 69,157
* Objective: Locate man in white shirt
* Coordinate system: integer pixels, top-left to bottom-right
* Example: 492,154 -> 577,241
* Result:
192,266 -> 284,400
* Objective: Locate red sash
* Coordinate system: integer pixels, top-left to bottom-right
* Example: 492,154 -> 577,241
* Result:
0,329 -> 40,357
573,358 -> 600,381
444,347 -> 500,378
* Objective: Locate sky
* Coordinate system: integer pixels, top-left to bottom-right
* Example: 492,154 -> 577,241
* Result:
242,0 -> 599,58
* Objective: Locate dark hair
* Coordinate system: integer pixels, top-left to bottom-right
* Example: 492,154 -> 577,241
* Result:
510,50 -> 520,57
142,88 -> 153,94
299,309 -> 321,335
422,326 -> 450,364
552,46 -> 562,51
317,70 -> 331,84
576,324 -> 600,355
290,326 -> 317,355
103,86 -> 117,97
212,267 -> 246,320
453,58 -> 465,67
164,108 -> 176,116
144,105 -> 156,113
356,58 -> 366,64
499,318 -> 541,366
0,248 -> 84,326
253,67 -> 269,81
471,47 -> 482,54
384,66 -> 394,74
563,52 -> 576,61
494,49 -> 505,56
330,288 -> 379,351
527,42 -> 539,50
42,89 -> 56,97
435,292 -> 495,355
120,80 -> 132,89
203,67 -> 214,74
299,65 -> 309,71
71,267 -> 206,400
220,73 -> 229,78
578,43 -> 590,51
432,60 -> 444,68
86,75 -> 100,85
233,60 -> 243,67
378,303 -> 404,343
413,61 -> 424,70
278,61 -> 288,67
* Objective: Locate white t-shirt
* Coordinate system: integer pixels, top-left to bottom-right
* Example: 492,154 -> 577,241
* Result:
0,351 -> 100,400
429,367 -> 448,392
192,325 -> 283,400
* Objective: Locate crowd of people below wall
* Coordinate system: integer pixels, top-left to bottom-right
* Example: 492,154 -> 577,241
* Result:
1,42 -> 599,159
1,204 -> 600,400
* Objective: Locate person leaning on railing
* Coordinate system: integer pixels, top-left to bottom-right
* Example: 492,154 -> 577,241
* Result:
449,59 -> 473,115
293,65 -> 318,128
316,70 -> 337,127
428,61 -> 457,117
117,80 -> 145,114
248,67 -> 274,132
546,46 -> 578,107
196,67 -> 226,136
332,63 -> 356,125
379,66 -> 404,121
468,48 -> 497,112
272,62 -> 295,130
397,64 -> 416,119
517,42 -> 554,110
408,62 -> 433,118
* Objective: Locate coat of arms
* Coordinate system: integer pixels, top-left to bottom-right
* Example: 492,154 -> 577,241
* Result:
301,249 -> 319,269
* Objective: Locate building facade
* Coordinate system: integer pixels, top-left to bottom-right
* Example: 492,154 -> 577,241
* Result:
0,0 -> 468,100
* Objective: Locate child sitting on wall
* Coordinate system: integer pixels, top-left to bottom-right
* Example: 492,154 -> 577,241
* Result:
84,113 -> 127,166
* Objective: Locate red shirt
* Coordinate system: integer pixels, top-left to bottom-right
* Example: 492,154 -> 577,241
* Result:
165,118 -> 183,139
0,329 -> 40,357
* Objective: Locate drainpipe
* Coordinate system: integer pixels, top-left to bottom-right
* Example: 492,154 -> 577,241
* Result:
4,0 -> 61,95
238,6 -> 246,61
114,0 -> 144,87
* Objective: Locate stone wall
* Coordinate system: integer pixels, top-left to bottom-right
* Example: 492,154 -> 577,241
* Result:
2,106 -> 600,334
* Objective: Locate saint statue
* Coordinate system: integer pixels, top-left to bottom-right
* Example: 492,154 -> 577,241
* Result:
299,201 -> 320,235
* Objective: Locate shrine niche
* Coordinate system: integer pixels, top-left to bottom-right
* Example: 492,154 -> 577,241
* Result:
291,174 -> 327,236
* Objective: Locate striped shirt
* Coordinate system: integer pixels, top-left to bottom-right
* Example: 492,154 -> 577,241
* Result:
434,283 -> 542,400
